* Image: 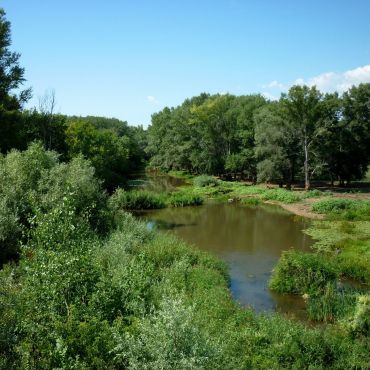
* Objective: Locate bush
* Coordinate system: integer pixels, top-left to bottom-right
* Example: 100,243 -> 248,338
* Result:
109,188 -> 166,210
269,250 -> 338,295
0,143 -> 107,264
193,175 -> 219,187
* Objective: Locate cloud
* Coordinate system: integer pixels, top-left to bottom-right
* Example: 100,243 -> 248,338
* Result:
261,91 -> 278,101
261,65 -> 370,97
294,65 -> 370,93
261,80 -> 285,89
147,95 -> 159,104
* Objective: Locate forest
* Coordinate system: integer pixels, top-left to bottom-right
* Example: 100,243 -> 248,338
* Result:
0,7 -> 369,369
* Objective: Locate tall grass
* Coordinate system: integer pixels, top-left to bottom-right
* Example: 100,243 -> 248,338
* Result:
109,188 -> 166,210
166,191 -> 203,207
109,188 -> 204,210
307,284 -> 357,323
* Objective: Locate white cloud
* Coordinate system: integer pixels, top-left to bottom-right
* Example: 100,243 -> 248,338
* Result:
262,80 -> 285,89
261,92 -> 278,101
147,95 -> 159,104
294,65 -> 370,93
261,65 -> 370,97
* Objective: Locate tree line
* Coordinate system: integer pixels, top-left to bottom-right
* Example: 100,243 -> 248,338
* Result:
147,85 -> 370,189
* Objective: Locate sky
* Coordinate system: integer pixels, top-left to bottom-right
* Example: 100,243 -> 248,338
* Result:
2,0 -> 370,127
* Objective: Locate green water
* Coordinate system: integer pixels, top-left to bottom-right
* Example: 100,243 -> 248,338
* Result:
137,202 -> 313,317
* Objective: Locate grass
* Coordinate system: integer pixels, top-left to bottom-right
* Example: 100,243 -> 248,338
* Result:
312,198 -> 370,220
109,188 -> 204,210
307,284 -> 358,323
109,188 -> 166,210
166,191 -> 203,207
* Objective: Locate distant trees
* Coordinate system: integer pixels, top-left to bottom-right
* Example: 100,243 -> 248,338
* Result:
254,102 -> 296,187
147,85 -> 370,186
66,119 -> 130,190
147,93 -> 267,179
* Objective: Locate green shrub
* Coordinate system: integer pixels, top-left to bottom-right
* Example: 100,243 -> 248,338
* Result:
0,143 -> 107,264
109,188 -> 166,210
193,175 -> 219,187
269,250 -> 338,295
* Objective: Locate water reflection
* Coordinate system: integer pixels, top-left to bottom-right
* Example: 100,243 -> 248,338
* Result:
137,203 -> 312,315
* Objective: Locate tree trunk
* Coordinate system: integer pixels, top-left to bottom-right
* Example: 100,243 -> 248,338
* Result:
304,131 -> 310,190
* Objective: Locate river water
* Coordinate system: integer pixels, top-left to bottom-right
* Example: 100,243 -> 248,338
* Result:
137,202 -> 313,318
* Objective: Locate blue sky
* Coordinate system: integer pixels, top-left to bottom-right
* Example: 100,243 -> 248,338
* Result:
3,0 -> 370,126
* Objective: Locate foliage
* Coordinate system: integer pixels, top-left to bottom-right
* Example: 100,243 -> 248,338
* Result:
345,294 -> 370,337
269,250 -> 337,295
148,85 -> 370,186
66,119 -> 130,190
147,93 -> 267,178
2,206 -> 369,368
0,9 -> 31,111
109,188 -> 166,210
307,284 -> 357,323
193,175 -> 219,187
260,188 -> 302,203
166,191 -> 203,207
254,102 -> 297,184
0,143 -> 107,264
305,221 -> 370,282
240,197 -> 261,206
312,198 -> 370,220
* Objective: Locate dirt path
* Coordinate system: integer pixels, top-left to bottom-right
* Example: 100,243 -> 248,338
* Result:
262,198 -> 323,219
278,198 -> 324,219
264,192 -> 370,220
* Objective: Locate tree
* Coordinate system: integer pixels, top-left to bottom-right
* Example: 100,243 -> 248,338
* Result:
66,119 -> 130,190
340,83 -> 370,183
0,8 -> 31,110
254,102 -> 296,186
282,85 -> 325,189
0,8 -> 32,153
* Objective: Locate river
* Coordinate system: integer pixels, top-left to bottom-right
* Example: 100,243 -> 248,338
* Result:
136,201 -> 313,319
